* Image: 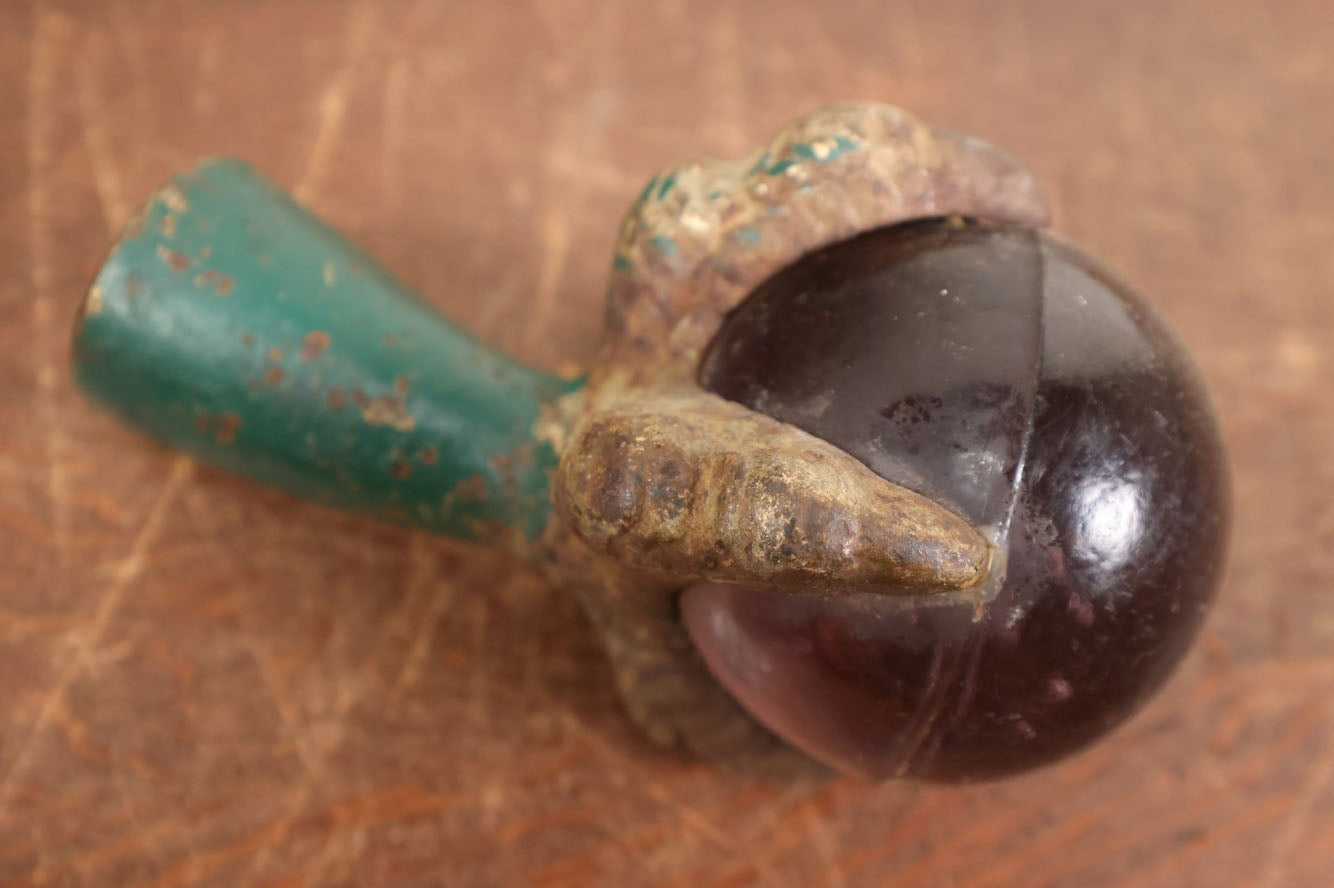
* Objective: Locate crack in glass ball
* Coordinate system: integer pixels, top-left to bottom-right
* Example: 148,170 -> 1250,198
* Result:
685,219 -> 1230,781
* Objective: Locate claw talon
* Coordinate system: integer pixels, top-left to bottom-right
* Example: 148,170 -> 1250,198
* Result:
556,389 -> 989,594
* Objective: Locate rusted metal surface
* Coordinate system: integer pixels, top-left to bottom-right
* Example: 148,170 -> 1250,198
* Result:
540,104 -> 1054,763
601,103 -> 1049,373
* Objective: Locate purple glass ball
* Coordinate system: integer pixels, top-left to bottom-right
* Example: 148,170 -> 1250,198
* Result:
685,220 -> 1230,781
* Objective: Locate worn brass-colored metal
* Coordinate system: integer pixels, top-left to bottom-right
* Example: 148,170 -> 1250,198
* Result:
74,103 -> 1049,771
535,103 -> 1050,766
556,382 -> 988,592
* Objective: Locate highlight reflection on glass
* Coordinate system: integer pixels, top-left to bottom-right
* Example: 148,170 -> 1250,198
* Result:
1072,474 -> 1146,571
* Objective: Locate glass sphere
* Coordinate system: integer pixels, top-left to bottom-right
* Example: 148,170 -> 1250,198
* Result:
685,219 -> 1230,781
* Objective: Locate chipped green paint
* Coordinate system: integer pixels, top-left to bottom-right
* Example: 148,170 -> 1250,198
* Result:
791,142 -> 819,160
826,135 -> 861,160
631,171 -> 681,205
734,226 -> 763,245
762,136 -> 864,176
647,234 -> 678,255
746,151 -> 772,176
655,172 -> 678,200
789,136 -> 861,164
74,158 -> 582,544
612,253 -> 633,272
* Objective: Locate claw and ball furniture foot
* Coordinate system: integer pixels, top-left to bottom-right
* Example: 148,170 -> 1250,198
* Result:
73,103 -> 1230,781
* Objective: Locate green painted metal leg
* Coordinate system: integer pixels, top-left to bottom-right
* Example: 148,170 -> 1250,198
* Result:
73,158 -> 582,546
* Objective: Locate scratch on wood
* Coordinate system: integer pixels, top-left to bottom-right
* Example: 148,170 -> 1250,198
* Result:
301,819 -> 367,888
0,607 -> 78,644
106,767 -> 169,876
379,58 -> 409,221
802,804 -> 846,888
28,9 -> 73,629
192,27 -> 222,116
1119,794 -> 1295,888
832,775 -> 1080,885
106,0 -> 155,135
0,456 -> 193,810
241,797 -> 313,886
241,542 -> 452,879
68,807 -> 195,875
824,808 -> 930,866
555,711 -> 757,864
703,6 -> 747,154
242,639 -> 323,780
467,597 -> 492,731
249,784 -> 468,886
74,30 -> 130,235
951,807 -> 1106,888
238,638 -> 321,882
387,537 -> 454,702
125,811 -> 303,888
387,587 -> 449,698
247,540 -> 449,880
1254,731 -> 1334,888
1040,697 -> 1330,881
294,1 -> 378,203
523,210 -> 571,351
726,784 -> 852,880
543,152 -> 639,194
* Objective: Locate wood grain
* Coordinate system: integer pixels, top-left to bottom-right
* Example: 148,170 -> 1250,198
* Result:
1,0 -> 1331,885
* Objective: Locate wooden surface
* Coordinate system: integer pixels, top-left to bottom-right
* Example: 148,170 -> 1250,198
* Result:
1,0 -> 1331,885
